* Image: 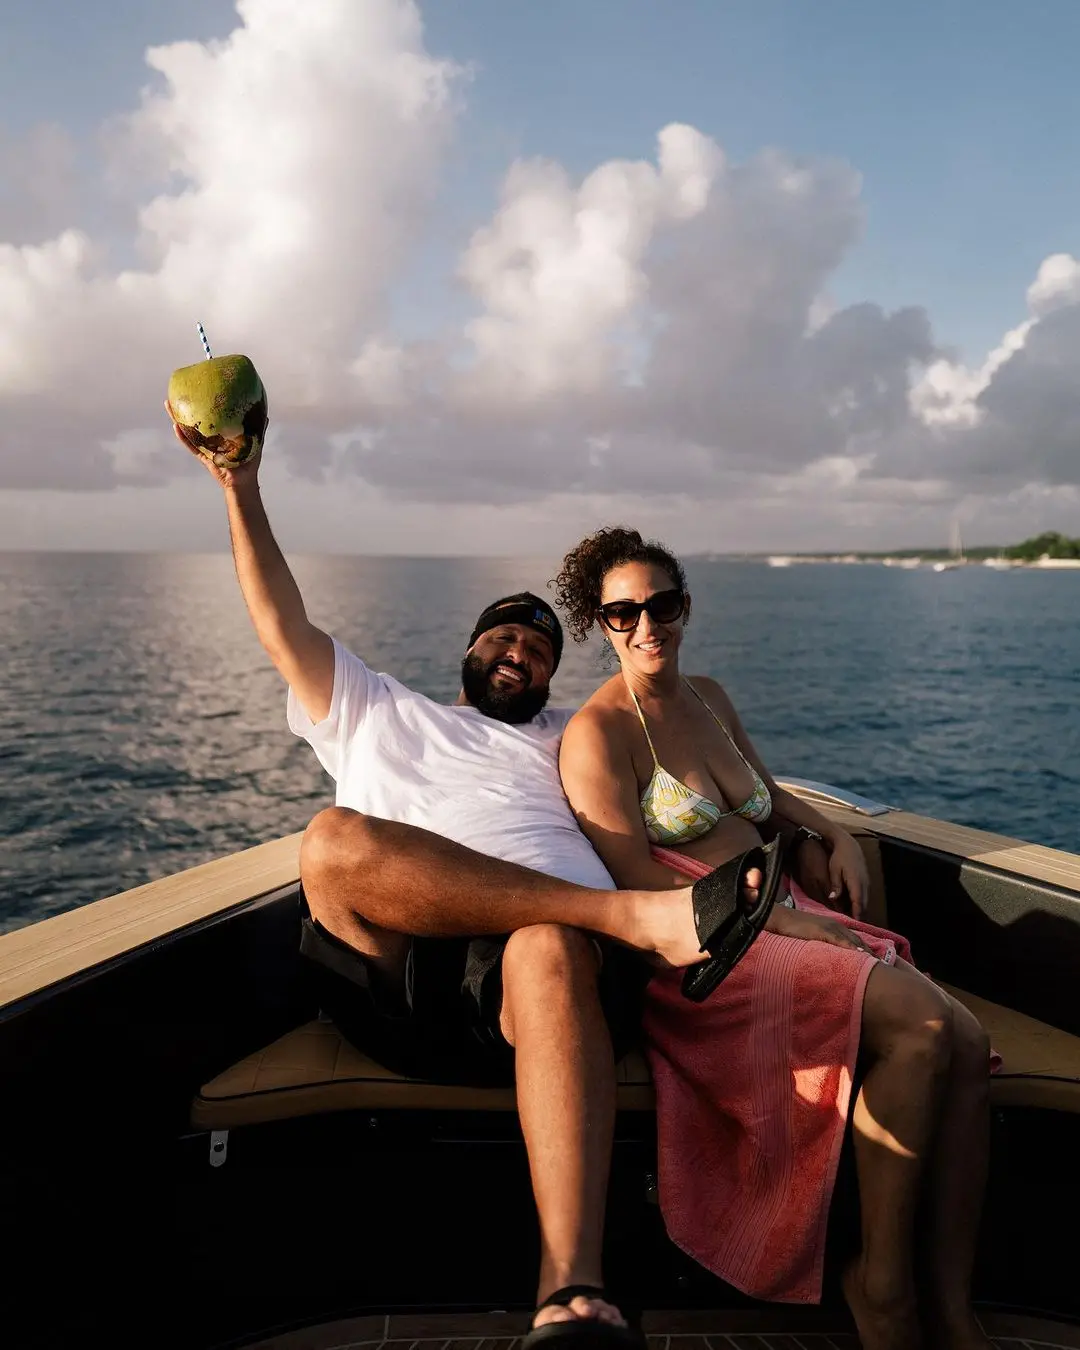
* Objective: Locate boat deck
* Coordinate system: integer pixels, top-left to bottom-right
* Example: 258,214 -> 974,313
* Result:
246,1308 -> 1080,1350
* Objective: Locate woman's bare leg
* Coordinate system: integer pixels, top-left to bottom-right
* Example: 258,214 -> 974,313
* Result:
919,989 -> 993,1350
843,962 -> 954,1350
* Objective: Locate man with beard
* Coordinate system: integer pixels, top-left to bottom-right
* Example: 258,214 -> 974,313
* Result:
187,418 -> 679,1346
293,589 -> 649,1094
291,592 -> 658,1348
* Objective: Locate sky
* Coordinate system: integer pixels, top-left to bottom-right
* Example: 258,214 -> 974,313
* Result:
2,0 -> 1080,555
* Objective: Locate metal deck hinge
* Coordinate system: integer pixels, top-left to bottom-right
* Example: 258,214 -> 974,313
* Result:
209,1129 -> 229,1168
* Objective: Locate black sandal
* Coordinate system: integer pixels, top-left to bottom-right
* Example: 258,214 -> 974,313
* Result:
681,827 -> 819,1003
521,1284 -> 645,1350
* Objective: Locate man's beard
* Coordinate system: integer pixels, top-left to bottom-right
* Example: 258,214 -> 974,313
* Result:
460,652 -> 550,724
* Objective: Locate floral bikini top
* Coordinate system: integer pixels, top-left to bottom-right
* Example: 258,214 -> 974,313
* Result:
629,680 -> 772,846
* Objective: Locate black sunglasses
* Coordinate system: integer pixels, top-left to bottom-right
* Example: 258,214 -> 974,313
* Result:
598,588 -> 686,632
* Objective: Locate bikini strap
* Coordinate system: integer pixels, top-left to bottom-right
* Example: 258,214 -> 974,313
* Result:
683,678 -> 755,771
627,687 -> 661,770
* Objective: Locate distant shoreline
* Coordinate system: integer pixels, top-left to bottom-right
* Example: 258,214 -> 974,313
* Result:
690,551 -> 1080,570
701,529 -> 1080,568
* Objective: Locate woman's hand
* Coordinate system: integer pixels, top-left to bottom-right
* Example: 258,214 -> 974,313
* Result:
765,905 -> 872,953
788,835 -> 834,907
784,825 -> 870,919
824,831 -> 870,920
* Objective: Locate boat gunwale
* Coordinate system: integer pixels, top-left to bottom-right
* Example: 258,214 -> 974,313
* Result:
0,831 -> 302,1009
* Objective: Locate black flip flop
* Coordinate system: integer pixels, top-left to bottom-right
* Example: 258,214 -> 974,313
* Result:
681,826 -> 819,1003
521,1284 -> 645,1350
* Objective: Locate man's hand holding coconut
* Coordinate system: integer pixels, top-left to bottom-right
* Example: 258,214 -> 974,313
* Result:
165,351 -> 268,487
164,336 -> 324,712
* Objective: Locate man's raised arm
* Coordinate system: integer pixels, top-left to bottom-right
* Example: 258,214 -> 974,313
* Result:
170,417 -> 334,723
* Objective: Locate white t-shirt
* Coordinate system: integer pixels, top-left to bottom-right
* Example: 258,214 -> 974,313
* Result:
287,637 -> 615,890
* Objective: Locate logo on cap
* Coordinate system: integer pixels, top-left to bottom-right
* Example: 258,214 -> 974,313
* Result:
533,608 -> 554,631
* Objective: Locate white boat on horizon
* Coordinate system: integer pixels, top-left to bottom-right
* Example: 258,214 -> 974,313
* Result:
1031,554 -> 1080,569
933,519 -> 965,572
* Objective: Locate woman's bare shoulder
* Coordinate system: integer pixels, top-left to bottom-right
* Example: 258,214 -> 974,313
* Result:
565,676 -> 633,740
686,672 -> 739,718
570,672 -> 626,715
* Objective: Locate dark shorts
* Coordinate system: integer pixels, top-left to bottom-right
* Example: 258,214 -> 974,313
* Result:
298,894 -> 648,1088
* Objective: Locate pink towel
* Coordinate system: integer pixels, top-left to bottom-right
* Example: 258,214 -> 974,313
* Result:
644,846 -> 912,1303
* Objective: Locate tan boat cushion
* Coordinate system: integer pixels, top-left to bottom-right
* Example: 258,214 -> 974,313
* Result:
938,985 -> 1080,1114
191,1022 -> 655,1128
191,985 -> 1080,1130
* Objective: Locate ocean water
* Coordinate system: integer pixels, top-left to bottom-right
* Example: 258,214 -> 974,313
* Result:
1,552 -> 1078,934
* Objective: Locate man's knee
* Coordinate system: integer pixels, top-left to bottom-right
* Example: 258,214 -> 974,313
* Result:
301,807 -> 373,880
500,925 -> 602,1047
300,807 -> 378,925
502,924 -> 599,994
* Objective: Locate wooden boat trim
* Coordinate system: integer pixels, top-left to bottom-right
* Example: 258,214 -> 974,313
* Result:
0,832 -> 302,1009
2,785 -> 1079,1010
781,783 -> 1080,896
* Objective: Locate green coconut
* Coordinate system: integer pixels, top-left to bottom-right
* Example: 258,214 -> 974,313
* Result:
166,354 -> 267,466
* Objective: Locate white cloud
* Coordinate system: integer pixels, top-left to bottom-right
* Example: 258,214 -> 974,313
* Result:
1027,252 -> 1080,316
910,319 -> 1033,429
0,0 -> 460,489
1,0 -> 1080,551
905,250 -> 1080,492
456,123 -> 723,401
101,425 -> 177,483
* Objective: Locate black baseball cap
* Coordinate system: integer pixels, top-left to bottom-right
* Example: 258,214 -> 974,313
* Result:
467,592 -> 564,672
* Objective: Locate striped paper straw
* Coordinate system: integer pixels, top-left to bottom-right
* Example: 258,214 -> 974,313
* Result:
196,322 -> 214,360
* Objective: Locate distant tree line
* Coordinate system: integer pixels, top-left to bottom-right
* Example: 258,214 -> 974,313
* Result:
1005,531 -> 1080,561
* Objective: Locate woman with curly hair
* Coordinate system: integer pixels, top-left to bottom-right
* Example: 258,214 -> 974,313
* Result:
553,526 -> 994,1350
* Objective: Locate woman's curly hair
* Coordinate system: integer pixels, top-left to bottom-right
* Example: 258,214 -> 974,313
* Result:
551,526 -> 687,643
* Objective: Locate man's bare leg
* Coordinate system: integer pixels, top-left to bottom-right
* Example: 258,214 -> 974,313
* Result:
300,806 -> 712,968
305,888 -> 412,991
842,962 -> 954,1350
499,925 -> 628,1330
